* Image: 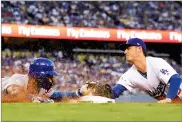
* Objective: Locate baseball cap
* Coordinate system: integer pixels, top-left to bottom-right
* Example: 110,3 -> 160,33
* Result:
119,38 -> 147,52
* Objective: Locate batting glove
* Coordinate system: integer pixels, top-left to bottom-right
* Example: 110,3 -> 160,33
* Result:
76,82 -> 96,97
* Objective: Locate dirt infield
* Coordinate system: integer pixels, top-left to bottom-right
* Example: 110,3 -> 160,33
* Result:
171,97 -> 182,104
2,79 -> 182,104
2,92 -> 81,103
2,93 -> 182,104
2,92 -> 31,103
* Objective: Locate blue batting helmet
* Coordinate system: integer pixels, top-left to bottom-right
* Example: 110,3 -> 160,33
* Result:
28,57 -> 59,79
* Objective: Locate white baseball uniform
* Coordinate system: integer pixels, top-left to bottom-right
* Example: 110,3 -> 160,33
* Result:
2,74 -> 29,95
117,56 -> 182,100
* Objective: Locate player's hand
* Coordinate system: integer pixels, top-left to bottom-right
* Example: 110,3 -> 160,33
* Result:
157,98 -> 172,103
32,96 -> 54,103
79,81 -> 96,96
38,88 -> 47,96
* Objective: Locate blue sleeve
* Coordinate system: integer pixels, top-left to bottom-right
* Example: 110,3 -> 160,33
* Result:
166,74 -> 182,99
111,84 -> 127,99
49,89 -> 82,101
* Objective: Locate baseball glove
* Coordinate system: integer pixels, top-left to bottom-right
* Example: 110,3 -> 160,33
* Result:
86,82 -> 112,98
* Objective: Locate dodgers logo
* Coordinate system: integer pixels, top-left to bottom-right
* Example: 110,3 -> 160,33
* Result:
160,69 -> 169,75
145,82 -> 166,99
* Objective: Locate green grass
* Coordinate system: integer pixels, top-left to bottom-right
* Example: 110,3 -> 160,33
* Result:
2,103 -> 182,121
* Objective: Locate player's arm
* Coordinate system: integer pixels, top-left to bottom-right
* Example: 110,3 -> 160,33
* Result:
2,85 -> 31,103
46,84 -> 93,101
154,58 -> 182,103
111,84 -> 127,99
46,89 -> 81,101
6,84 -> 25,95
158,74 -> 182,103
111,70 -> 134,99
167,74 -> 182,99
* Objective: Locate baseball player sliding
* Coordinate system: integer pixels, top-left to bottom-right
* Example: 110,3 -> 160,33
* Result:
108,38 -> 182,103
3,38 -> 181,104
2,58 -> 114,103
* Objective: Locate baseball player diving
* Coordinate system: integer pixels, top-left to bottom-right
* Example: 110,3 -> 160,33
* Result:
3,38 -> 181,104
107,38 -> 182,103
2,58 -> 114,103
79,38 -> 182,104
